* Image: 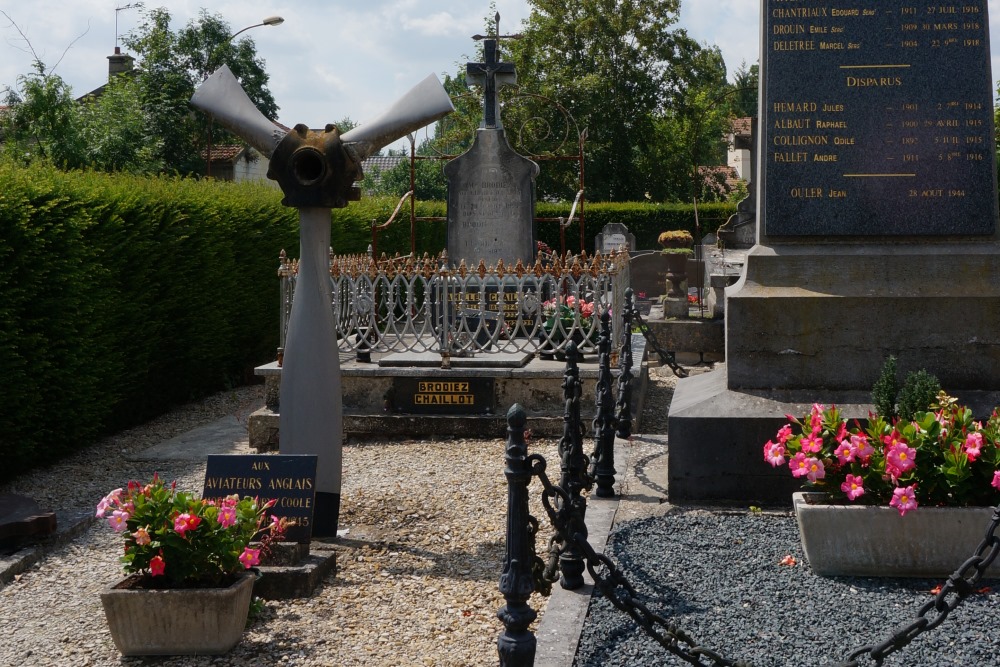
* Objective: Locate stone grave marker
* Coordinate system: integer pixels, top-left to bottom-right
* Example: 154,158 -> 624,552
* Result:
203,454 -> 317,544
595,222 -> 636,254
627,252 -> 669,314
445,23 -> 538,269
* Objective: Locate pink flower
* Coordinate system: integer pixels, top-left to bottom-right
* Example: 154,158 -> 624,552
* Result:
95,488 -> 123,518
217,506 -> 238,529
776,424 -> 793,444
834,440 -> 855,464
809,404 -> 824,431
800,432 -> 823,454
149,554 -> 165,577
890,485 -> 918,516
886,442 -> 917,479
964,432 -> 984,462
805,457 -> 825,483
852,434 -> 874,464
789,452 -> 810,478
132,526 -> 151,546
173,513 -> 202,537
108,510 -> 130,532
841,474 -> 865,501
992,471 -> 1000,491
239,547 -> 261,568
764,440 -> 787,467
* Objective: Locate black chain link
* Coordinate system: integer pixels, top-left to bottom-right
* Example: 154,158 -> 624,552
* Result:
526,449 -> 1000,667
527,453 -> 746,666
630,303 -> 688,378
829,505 -> 1000,667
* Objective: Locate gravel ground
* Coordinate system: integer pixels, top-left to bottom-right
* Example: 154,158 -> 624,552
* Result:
575,366 -> 1000,667
0,384 -> 560,667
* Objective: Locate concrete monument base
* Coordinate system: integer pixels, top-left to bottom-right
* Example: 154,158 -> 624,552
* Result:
668,242 -> 1000,505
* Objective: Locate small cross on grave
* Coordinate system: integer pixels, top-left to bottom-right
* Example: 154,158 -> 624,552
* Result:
468,13 -> 520,129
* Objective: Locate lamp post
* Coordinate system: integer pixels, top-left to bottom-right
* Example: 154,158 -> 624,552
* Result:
205,15 -> 284,178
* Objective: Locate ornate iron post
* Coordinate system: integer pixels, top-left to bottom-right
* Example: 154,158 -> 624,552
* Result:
590,308 -> 617,497
557,341 -> 589,590
497,404 -> 537,666
615,287 -> 635,439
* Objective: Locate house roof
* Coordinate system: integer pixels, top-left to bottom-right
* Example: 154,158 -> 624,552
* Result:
697,165 -> 743,192
362,155 -> 406,174
731,117 -> 753,137
201,145 -> 248,163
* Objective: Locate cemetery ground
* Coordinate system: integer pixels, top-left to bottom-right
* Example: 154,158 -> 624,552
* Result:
0,367 -> 676,667
2,364 -> 1000,666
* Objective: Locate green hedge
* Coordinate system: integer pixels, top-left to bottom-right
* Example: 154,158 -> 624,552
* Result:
361,199 -> 736,259
0,163 -> 302,479
0,162 -> 733,479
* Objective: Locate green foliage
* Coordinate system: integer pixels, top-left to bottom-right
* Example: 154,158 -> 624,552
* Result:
97,474 -> 279,587
898,369 -> 942,422
1,62 -> 85,167
121,7 -> 279,175
0,161 -> 298,480
871,356 -> 899,420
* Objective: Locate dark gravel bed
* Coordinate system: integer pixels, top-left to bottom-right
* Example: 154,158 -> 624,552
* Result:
574,511 -> 1000,667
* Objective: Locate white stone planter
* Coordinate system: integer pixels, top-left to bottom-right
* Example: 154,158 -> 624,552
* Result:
100,571 -> 255,655
793,491 -> 1000,578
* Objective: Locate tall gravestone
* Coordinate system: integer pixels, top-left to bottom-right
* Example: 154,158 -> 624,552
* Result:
668,0 -> 1000,503
445,19 -> 539,268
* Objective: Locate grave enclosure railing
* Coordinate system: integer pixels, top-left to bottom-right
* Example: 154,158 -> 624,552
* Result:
276,249 -> 631,360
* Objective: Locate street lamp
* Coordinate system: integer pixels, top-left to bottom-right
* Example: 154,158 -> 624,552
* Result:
206,15 -> 284,178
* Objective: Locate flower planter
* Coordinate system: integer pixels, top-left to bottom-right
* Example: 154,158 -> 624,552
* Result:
793,492 -> 1000,578
100,571 -> 255,656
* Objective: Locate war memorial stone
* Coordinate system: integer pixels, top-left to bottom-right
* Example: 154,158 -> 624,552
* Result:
667,0 -> 1000,503
203,454 -> 317,544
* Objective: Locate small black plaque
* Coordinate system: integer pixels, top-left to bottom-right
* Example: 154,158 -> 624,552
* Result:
393,377 -> 495,414
203,455 -> 317,544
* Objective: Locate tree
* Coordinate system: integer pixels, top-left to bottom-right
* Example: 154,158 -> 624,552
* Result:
121,7 -> 278,175
434,2 -> 734,203
1,62 -> 84,168
728,61 -> 759,119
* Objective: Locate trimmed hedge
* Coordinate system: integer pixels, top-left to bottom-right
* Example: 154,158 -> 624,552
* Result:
0,161 -> 733,479
0,164 -> 302,479
362,198 -> 736,259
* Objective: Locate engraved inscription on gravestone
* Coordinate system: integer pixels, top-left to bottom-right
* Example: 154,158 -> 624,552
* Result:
763,0 -> 998,236
595,222 -> 636,254
445,130 -> 538,266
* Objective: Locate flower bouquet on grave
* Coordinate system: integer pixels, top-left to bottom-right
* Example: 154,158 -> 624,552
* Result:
763,393 -> 1000,515
540,294 -> 597,358
96,473 -> 284,588
96,473 -> 288,656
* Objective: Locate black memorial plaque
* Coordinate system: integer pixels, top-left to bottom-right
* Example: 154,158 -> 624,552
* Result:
393,377 -> 495,415
764,0 -> 998,236
203,454 -> 317,544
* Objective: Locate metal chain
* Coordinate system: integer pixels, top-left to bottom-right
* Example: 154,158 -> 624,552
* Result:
527,454 -> 747,666
526,447 -> 1000,667
630,303 -> 689,378
830,505 -> 1000,667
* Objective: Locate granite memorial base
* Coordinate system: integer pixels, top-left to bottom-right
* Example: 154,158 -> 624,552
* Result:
249,336 -> 648,445
668,244 -> 1000,504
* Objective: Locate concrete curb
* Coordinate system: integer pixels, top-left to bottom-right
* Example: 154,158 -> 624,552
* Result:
533,435 -> 632,667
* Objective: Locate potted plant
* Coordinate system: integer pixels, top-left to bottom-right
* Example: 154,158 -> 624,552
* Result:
657,229 -> 694,299
539,294 -> 597,359
96,473 -> 284,655
763,388 -> 1000,577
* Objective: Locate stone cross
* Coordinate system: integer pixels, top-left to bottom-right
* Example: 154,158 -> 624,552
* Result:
468,13 -> 518,129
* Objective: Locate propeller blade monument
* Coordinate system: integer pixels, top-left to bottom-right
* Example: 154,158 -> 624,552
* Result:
191,69 -> 454,537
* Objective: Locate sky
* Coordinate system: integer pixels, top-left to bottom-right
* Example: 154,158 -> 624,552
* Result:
2,1 -> 1000,151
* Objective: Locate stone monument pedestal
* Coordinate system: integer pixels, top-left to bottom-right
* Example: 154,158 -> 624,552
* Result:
668,243 -> 1000,504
